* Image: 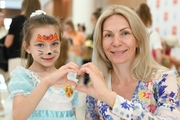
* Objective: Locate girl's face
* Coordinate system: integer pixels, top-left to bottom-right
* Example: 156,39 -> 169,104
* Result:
25,25 -> 61,67
102,15 -> 138,65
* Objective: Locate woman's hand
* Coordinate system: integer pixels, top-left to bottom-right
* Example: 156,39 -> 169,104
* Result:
44,62 -> 79,87
76,62 -> 117,107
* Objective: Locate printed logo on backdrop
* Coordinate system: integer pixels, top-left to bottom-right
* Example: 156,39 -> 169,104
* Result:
156,0 -> 160,8
156,27 -> 160,34
173,0 -> 178,4
172,26 -> 177,35
164,12 -> 168,21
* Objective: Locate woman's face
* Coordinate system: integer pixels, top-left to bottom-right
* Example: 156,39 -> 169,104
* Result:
102,15 -> 138,65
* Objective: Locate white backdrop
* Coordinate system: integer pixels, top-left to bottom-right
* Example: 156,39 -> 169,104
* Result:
147,0 -> 180,60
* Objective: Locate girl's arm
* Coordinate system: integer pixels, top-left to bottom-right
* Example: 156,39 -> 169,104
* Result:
11,62 -> 79,120
13,78 -> 50,120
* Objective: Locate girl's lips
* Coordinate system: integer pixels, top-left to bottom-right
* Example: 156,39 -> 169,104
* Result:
42,57 -> 55,60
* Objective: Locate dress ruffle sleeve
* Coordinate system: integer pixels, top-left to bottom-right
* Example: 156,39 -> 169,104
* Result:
8,66 -> 37,99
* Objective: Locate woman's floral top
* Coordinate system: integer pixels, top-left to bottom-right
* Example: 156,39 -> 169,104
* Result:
86,70 -> 180,120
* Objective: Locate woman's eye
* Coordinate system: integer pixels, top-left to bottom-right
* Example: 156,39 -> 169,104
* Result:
122,31 -> 130,36
104,34 -> 112,38
35,43 -> 44,47
52,42 -> 59,46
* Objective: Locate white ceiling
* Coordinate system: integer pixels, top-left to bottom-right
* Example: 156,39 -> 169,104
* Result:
0,0 -> 51,9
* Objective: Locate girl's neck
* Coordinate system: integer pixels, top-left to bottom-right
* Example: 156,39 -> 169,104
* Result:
29,62 -> 56,76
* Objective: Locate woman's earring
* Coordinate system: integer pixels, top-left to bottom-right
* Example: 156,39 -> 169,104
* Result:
136,47 -> 139,53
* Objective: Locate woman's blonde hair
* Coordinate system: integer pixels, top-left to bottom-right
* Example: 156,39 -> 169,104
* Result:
92,4 -> 167,81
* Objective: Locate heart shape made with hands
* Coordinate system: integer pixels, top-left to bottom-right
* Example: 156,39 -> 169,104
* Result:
67,72 -> 79,83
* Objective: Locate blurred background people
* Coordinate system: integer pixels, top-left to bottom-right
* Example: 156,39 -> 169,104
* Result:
90,10 -> 101,42
64,20 -> 85,66
82,40 -> 93,85
55,37 -> 76,68
0,9 -> 8,116
137,3 -> 163,64
162,35 -> 180,74
0,9 -> 8,80
77,23 -> 87,38
4,0 -> 41,76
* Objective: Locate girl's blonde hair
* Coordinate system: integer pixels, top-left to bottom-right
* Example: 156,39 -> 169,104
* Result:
21,14 -> 63,68
92,5 -> 167,81
55,37 -> 69,68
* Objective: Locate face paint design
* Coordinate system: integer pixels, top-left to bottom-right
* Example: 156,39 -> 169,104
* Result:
38,50 -> 43,56
34,33 -> 60,57
54,49 -> 59,54
48,52 -> 51,55
36,33 -> 59,42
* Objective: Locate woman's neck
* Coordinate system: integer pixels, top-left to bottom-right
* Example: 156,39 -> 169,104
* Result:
111,64 -> 135,85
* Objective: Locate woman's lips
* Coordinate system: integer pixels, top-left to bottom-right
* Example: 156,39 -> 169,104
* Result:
111,49 -> 128,55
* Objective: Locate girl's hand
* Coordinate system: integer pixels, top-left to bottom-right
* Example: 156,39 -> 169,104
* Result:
44,62 -> 79,87
76,63 -> 116,102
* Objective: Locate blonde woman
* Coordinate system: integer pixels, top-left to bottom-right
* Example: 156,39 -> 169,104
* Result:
76,5 -> 180,120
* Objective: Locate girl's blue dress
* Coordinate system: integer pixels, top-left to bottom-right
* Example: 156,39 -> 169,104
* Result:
7,66 -> 81,120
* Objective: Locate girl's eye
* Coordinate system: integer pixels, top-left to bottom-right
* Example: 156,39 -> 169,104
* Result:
35,43 -> 44,47
52,42 -> 59,46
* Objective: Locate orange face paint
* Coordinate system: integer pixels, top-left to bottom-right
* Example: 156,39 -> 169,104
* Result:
36,33 -> 59,42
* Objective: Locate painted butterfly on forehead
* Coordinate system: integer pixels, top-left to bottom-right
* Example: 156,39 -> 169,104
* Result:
36,33 -> 59,42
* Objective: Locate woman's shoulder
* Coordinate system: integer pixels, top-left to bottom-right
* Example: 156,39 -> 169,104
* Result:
151,69 -> 179,82
154,69 -> 178,76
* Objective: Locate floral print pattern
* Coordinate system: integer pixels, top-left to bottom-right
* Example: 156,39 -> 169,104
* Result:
85,70 -> 180,120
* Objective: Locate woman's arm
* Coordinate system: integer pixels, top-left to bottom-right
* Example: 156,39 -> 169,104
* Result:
111,71 -> 180,120
76,63 -> 180,120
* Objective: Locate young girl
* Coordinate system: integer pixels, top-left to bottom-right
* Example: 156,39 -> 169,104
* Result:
7,10 -> 80,120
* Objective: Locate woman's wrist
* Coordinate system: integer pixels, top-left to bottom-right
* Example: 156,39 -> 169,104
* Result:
101,89 -> 117,107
